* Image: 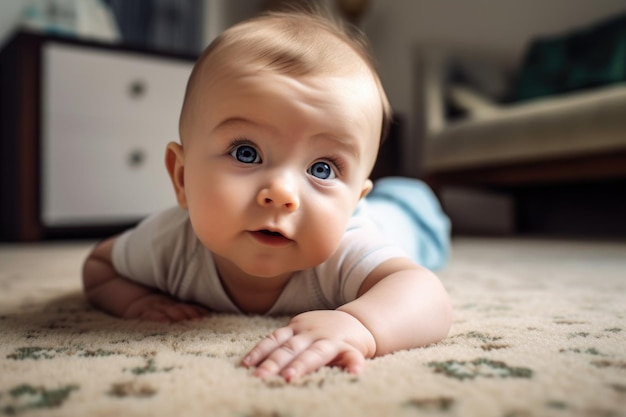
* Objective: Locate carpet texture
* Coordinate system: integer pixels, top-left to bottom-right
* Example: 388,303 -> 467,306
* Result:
0,237 -> 624,417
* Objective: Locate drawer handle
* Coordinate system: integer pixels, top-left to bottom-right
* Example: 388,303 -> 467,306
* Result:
128,149 -> 146,168
129,80 -> 147,98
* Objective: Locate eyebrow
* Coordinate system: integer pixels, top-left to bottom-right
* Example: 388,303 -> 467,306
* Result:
213,117 -> 262,131
312,133 -> 361,160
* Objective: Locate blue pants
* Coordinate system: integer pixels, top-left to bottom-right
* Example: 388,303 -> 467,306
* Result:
364,177 -> 450,270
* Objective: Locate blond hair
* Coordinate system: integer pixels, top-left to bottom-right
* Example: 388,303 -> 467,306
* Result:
179,10 -> 391,145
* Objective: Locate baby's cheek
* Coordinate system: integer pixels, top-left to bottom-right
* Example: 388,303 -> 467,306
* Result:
304,218 -> 346,264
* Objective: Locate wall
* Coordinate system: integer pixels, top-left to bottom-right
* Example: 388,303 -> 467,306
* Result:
361,0 -> 626,176
202,0 -> 266,46
0,0 -> 26,50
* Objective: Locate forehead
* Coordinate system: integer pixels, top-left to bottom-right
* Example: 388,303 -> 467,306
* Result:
196,31 -> 382,118
210,51 -> 378,103
207,60 -> 382,147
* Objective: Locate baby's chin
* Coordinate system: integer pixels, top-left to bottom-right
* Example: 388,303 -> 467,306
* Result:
235,255 -> 329,281
238,261 -> 312,280
209,241 -> 339,280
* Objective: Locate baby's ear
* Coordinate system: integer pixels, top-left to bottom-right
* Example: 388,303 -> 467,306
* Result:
165,142 -> 188,208
359,179 -> 373,200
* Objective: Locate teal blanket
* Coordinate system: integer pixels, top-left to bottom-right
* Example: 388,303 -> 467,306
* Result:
512,13 -> 626,101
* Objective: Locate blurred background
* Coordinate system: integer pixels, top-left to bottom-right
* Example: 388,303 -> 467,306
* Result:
1,0 -> 625,241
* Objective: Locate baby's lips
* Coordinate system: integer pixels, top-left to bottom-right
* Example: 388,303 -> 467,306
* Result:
249,229 -> 293,247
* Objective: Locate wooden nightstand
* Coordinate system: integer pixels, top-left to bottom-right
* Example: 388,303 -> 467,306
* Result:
0,32 -> 196,241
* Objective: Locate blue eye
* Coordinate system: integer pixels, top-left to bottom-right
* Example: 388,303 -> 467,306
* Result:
308,161 -> 336,180
231,145 -> 261,164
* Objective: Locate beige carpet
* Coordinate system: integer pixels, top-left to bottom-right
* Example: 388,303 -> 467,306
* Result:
0,237 -> 625,417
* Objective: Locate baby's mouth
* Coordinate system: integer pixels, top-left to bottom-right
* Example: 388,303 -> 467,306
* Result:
250,229 -> 293,247
259,229 -> 284,237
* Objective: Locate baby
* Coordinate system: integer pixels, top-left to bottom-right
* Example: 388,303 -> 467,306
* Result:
83,10 -> 452,381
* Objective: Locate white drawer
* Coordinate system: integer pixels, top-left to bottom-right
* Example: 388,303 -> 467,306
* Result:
42,43 -> 192,121
41,43 -> 194,226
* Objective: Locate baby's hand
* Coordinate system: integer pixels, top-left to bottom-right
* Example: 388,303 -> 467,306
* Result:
242,310 -> 376,381
123,293 -> 209,323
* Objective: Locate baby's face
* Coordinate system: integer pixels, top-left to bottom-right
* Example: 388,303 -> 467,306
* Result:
177,62 -> 382,281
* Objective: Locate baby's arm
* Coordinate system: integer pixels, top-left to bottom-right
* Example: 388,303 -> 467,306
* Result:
243,258 -> 452,380
338,258 -> 452,355
82,237 -> 208,322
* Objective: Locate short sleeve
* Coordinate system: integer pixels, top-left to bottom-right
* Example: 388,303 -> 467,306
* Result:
314,203 -> 410,306
111,206 -> 191,294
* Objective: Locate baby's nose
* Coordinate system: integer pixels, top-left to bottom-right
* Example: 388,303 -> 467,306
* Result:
257,177 -> 300,212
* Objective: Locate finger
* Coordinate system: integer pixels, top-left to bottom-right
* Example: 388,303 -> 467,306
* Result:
280,340 -> 338,381
242,327 -> 294,368
139,310 -> 171,323
194,306 -> 211,317
161,305 -> 190,322
254,335 -> 312,378
176,304 -> 208,320
330,348 -> 366,375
